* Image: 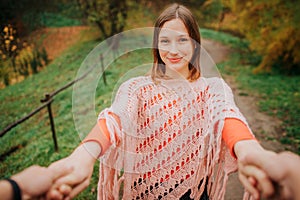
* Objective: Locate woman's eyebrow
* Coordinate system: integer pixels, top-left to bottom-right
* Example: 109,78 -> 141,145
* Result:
178,34 -> 189,37
159,36 -> 168,38
159,34 -> 188,38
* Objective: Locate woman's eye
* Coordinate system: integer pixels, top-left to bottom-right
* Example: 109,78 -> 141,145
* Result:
179,38 -> 189,43
160,39 -> 169,44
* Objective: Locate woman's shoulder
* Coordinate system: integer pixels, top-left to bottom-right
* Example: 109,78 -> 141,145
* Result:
118,75 -> 153,92
201,76 -> 222,82
201,77 -> 227,86
199,77 -> 232,93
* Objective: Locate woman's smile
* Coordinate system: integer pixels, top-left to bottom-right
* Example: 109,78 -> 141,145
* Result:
168,57 -> 183,63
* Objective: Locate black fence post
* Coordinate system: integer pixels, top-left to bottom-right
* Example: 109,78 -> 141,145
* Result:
41,94 -> 58,152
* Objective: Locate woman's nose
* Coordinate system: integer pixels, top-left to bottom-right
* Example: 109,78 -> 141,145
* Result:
169,42 -> 179,54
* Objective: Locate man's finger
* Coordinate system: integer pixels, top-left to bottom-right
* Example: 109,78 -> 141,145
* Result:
239,172 -> 260,200
46,188 -> 63,200
241,165 -> 275,198
64,178 -> 90,199
58,184 -> 72,196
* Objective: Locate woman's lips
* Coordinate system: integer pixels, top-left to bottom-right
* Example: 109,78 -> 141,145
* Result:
168,57 -> 182,63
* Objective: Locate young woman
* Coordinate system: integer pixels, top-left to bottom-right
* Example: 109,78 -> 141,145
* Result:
47,4 -> 275,200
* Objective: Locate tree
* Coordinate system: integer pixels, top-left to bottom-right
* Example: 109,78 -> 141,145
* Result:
77,0 -> 128,50
223,0 -> 300,74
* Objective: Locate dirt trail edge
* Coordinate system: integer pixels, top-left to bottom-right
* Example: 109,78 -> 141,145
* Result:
201,39 -> 285,199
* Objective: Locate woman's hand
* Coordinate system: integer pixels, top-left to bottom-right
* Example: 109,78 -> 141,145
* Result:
234,140 -> 276,199
47,142 -> 101,200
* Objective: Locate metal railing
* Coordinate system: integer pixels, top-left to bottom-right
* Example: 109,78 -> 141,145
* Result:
0,54 -> 106,152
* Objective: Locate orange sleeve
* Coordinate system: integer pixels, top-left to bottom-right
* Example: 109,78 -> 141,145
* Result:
82,113 -> 121,157
222,118 -> 256,158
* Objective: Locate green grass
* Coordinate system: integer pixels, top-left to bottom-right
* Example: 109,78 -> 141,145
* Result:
200,28 -> 249,49
235,68 -> 300,152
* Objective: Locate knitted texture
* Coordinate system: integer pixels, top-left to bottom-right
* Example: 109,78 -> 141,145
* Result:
97,76 -> 253,200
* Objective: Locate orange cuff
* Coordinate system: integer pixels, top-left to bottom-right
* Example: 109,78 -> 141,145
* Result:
222,118 -> 256,158
82,113 -> 121,156
82,120 -> 111,157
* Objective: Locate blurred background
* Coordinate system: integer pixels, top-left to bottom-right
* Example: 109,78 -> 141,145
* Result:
0,0 -> 299,199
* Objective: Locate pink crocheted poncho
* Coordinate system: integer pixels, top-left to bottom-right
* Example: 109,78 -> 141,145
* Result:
97,76 -> 253,199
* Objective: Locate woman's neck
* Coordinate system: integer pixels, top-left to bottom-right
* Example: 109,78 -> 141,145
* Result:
165,67 -> 189,80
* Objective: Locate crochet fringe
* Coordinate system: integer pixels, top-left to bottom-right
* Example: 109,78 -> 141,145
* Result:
97,76 -> 255,199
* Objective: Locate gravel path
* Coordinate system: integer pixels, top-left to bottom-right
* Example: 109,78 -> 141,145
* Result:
201,39 -> 285,199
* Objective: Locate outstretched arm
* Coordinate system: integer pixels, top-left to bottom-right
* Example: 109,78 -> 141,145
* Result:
221,118 -> 277,199
47,111 -> 120,200
47,124 -> 102,200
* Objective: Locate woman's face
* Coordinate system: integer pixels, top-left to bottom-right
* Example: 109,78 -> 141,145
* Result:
158,18 -> 194,78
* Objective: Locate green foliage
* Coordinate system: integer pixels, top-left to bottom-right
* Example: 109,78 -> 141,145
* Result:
0,60 -> 10,86
223,0 -> 300,75
145,0 -> 222,28
16,45 -> 49,75
0,0 -> 82,33
77,0 -> 128,39
0,0 -> 50,28
25,12 -> 82,28
24,10 -> 82,30
212,30 -> 300,154
199,0 -> 223,25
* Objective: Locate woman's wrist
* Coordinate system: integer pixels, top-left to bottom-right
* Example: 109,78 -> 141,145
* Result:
234,139 -> 264,160
76,141 -> 102,163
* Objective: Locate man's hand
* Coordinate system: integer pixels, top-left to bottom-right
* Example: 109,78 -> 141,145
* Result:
11,165 -> 73,199
240,151 -> 300,200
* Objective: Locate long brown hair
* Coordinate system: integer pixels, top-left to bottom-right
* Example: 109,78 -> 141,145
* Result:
151,3 -> 201,82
